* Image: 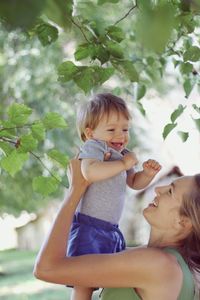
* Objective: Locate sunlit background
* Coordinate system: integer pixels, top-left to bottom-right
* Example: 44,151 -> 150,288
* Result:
0,1 -> 200,299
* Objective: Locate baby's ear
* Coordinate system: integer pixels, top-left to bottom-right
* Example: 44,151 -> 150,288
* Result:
104,152 -> 111,161
84,128 -> 93,139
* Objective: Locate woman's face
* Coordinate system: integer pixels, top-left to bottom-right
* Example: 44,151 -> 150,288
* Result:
143,176 -> 194,230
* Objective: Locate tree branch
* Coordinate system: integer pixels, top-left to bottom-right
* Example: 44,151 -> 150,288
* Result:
30,151 -> 68,189
0,124 -> 32,132
114,1 -> 138,26
0,136 -> 17,145
70,18 -> 90,43
0,136 -> 68,189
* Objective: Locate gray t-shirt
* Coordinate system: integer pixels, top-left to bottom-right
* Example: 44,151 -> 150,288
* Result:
78,139 -> 133,224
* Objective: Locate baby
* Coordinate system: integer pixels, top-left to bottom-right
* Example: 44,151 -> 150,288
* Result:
67,93 -> 161,300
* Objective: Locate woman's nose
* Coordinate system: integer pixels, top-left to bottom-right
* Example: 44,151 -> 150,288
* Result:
155,186 -> 161,195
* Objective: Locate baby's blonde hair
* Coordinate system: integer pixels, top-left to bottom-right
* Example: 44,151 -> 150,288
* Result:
77,93 -> 132,142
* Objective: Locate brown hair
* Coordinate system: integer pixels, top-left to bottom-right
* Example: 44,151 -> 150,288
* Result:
77,93 -> 132,142
179,174 -> 200,273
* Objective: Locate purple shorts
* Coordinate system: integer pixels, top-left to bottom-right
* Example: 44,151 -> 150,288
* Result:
67,212 -> 126,257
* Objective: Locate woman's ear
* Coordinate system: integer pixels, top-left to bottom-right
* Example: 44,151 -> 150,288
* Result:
179,215 -> 192,231
175,215 -> 193,238
84,128 -> 93,139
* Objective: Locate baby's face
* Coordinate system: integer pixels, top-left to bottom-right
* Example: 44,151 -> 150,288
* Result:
89,111 -> 130,152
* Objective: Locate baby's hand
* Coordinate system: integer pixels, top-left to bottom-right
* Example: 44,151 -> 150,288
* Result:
122,152 -> 138,170
143,159 -> 161,177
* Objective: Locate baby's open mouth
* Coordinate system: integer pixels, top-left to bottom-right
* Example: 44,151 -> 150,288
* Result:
111,142 -> 123,149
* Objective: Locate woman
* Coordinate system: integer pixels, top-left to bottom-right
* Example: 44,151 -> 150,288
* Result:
34,159 -> 200,300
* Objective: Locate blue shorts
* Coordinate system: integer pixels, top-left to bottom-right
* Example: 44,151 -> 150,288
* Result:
67,212 -> 126,257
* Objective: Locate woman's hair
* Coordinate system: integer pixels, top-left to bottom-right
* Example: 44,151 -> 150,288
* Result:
77,93 -> 132,141
179,174 -> 200,273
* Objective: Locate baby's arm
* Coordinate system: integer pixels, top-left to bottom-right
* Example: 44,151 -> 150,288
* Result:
81,152 -> 137,182
127,159 -> 161,190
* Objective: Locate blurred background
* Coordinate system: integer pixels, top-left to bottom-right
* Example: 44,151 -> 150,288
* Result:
0,0 -> 200,299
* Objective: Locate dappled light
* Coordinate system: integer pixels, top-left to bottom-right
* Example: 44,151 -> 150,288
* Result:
0,1 -> 200,299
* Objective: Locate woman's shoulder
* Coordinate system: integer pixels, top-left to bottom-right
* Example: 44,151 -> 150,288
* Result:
126,246 -> 183,283
116,247 -> 183,299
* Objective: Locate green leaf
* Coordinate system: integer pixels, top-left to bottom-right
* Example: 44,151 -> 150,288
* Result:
136,101 -> 146,116
93,45 -> 110,64
0,150 -> 29,176
183,79 -> 195,98
118,60 -> 139,82
106,25 -> 125,42
93,66 -> 115,85
44,0 -> 73,29
0,142 -> 13,156
192,118 -> 200,132
0,0 -> 45,30
136,84 -> 146,100
0,121 -> 16,138
146,57 -> 155,66
47,149 -> 69,168
43,112 -> 67,129
178,131 -> 189,142
73,65 -> 114,93
136,2 -> 175,54
192,104 -> 200,114
32,176 -> 59,196
173,59 -> 181,68
170,105 -> 186,123
8,103 -> 32,126
31,122 -> 46,141
162,123 -> 177,139
179,14 -> 197,34
106,41 -> 124,59
74,44 -> 93,61
73,67 -> 94,94
19,134 -> 38,153
183,46 -> 200,62
36,22 -> 59,46
98,0 -> 119,4
57,61 -> 79,82
179,62 -> 193,75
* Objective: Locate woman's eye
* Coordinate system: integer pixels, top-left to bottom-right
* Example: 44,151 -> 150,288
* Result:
123,129 -> 128,132
107,129 -> 114,132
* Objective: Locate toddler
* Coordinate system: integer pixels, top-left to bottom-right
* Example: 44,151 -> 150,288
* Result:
67,93 -> 161,300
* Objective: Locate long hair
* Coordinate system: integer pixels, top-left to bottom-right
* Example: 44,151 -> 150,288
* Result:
179,174 -> 200,273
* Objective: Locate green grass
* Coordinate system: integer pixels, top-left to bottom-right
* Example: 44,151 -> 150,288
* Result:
0,249 -> 99,300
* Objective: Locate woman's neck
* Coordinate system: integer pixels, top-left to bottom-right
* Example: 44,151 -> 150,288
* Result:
148,229 -> 180,248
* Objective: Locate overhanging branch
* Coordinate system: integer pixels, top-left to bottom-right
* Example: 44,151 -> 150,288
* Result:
114,0 -> 138,26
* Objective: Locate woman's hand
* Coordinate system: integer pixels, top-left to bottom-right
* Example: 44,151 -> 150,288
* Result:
68,152 -> 111,190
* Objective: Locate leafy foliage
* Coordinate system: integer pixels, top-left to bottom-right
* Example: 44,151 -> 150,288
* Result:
162,105 -> 186,139
1,1 -> 199,97
0,103 -> 68,197
0,27 -> 80,213
32,176 -> 59,196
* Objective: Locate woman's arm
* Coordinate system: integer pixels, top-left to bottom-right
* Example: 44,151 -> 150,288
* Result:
34,159 -> 88,278
33,159 -> 181,293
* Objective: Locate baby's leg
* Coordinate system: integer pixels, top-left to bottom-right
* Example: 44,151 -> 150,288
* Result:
70,286 -> 93,300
